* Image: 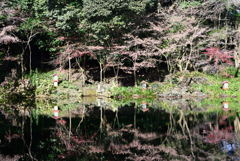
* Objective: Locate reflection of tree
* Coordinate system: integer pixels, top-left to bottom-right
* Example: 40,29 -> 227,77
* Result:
0,105 -> 37,160
192,111 -> 240,160
195,113 -> 234,144
3,103 -> 240,160
52,107 -> 232,160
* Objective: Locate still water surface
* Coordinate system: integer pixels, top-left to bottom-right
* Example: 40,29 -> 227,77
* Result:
0,97 -> 240,161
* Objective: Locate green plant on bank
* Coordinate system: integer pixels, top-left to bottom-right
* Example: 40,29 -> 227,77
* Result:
26,70 -> 56,96
60,81 -> 80,90
110,86 -> 155,99
150,82 -> 177,93
179,1 -> 202,9
192,77 -> 240,98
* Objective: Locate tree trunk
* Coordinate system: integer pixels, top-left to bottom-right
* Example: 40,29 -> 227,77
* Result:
29,44 -> 32,74
100,63 -> 103,82
68,52 -> 71,82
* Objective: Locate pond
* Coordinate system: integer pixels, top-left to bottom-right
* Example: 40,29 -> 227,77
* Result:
0,96 -> 240,161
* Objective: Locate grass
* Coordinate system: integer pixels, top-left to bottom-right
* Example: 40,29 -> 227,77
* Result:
110,86 -> 156,100
191,70 -> 240,99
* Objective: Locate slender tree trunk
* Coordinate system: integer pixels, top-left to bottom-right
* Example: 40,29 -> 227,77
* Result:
134,104 -> 137,129
133,59 -> 137,86
20,46 -> 25,78
184,43 -> 193,71
100,63 -> 103,82
68,52 -> 71,82
29,44 -> 32,74
113,63 -> 120,84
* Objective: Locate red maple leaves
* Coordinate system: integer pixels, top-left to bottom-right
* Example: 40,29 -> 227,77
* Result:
202,47 -> 233,65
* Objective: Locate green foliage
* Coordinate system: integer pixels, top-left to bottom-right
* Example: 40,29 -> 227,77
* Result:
0,52 -> 4,64
15,0 -> 33,11
60,80 -> 80,90
190,71 -> 240,99
82,0 -> 154,20
158,40 -> 170,49
27,70 -> 55,96
150,82 -> 176,93
80,0 -> 156,43
0,15 -> 7,24
52,4 -> 82,32
35,31 -> 63,54
168,22 -> 185,33
228,6 -> 240,24
110,86 -> 155,99
179,1 -> 202,9
20,17 -> 49,33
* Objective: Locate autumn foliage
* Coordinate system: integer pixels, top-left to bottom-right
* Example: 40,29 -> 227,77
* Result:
203,47 -> 234,66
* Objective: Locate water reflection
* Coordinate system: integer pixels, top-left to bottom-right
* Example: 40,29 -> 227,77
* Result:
1,99 -> 240,160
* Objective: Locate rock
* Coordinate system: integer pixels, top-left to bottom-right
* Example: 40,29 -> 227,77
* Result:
180,77 -> 209,86
191,91 -> 207,98
159,87 -> 188,98
158,86 -> 206,99
149,82 -> 162,91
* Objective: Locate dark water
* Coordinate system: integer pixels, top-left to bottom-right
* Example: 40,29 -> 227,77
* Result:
0,100 -> 240,161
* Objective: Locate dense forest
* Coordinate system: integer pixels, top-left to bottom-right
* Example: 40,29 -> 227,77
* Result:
0,0 -> 240,85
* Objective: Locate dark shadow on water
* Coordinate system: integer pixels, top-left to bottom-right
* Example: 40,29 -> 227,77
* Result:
0,101 -> 240,160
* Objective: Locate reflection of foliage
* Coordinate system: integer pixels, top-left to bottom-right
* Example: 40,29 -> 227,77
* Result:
3,100 -> 240,160
51,105 -> 236,160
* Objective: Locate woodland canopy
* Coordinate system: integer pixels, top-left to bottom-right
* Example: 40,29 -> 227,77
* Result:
0,0 -> 240,84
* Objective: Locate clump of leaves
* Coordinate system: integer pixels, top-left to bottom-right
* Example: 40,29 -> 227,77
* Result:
110,86 -> 155,99
179,1 -> 202,9
202,47 -> 234,66
167,22 -> 185,33
27,70 -> 55,96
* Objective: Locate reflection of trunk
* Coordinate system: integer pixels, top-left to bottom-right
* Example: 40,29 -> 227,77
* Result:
234,117 -> 240,141
134,104 -> 137,129
76,106 -> 85,134
100,106 -> 103,132
113,111 -> 120,128
167,112 -> 175,135
69,108 -> 72,146
28,112 -> 34,160
178,110 -> 195,158
21,109 -> 36,161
